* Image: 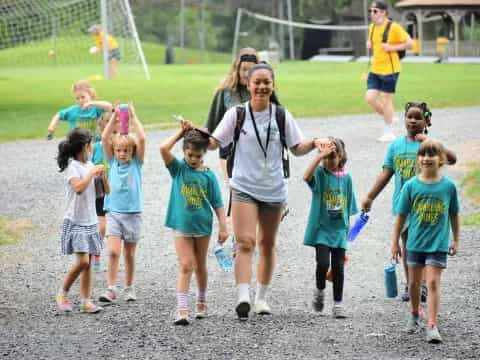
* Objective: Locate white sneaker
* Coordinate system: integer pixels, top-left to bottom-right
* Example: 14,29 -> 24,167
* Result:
392,115 -> 400,124
123,286 -> 137,302
377,132 -> 396,142
253,300 -> 272,315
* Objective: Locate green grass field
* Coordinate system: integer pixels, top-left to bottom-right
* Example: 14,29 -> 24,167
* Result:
0,45 -> 479,141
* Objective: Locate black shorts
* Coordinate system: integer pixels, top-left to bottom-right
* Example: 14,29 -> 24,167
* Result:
219,144 -> 233,160
96,197 -> 106,217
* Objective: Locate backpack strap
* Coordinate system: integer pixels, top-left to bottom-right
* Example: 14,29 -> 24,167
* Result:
383,20 -> 396,73
275,105 -> 290,178
226,105 -> 246,178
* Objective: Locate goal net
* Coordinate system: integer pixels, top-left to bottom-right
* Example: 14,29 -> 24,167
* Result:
0,0 -> 150,79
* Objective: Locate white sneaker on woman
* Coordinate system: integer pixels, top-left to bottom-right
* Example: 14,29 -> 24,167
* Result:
253,300 -> 272,315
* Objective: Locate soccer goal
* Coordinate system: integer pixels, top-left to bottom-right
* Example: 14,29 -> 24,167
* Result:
232,8 -> 369,62
0,0 -> 150,79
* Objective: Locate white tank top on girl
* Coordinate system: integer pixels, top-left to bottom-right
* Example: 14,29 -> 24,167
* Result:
213,102 -> 304,203
64,159 -> 97,226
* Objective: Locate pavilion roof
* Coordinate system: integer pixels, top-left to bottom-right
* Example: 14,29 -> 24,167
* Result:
396,0 -> 480,7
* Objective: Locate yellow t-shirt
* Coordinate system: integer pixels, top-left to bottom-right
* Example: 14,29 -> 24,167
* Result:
369,21 -> 409,75
94,32 -> 119,51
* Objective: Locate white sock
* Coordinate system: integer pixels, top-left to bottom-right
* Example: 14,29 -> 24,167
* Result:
384,124 -> 393,133
237,283 -> 250,303
255,283 -> 269,303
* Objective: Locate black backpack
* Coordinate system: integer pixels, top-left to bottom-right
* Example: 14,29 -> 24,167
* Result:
226,104 -> 290,179
382,20 -> 406,60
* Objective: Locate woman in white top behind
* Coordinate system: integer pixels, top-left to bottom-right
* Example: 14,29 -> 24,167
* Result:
207,63 -> 326,320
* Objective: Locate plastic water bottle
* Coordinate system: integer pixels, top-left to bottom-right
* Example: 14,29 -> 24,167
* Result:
214,243 -> 233,272
348,212 -> 369,243
119,104 -> 129,135
384,261 -> 398,298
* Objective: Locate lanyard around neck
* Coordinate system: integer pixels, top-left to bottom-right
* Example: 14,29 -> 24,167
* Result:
248,102 -> 272,159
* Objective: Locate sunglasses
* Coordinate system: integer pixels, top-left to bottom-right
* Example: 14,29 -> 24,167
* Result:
369,8 -> 380,14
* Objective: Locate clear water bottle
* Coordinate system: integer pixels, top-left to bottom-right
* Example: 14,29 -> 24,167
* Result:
348,212 -> 369,243
214,243 -> 233,272
119,104 -> 129,135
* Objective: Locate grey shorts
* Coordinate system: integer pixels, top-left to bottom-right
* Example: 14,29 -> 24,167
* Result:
231,188 -> 286,209
106,211 -> 142,243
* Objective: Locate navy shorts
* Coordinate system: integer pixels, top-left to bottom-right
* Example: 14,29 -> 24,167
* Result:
406,251 -> 447,269
108,48 -> 121,61
367,72 -> 400,93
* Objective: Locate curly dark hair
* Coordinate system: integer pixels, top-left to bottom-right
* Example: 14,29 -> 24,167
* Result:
404,102 -> 432,134
182,129 -> 210,152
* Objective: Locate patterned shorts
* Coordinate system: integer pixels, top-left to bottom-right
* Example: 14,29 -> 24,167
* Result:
61,219 -> 102,256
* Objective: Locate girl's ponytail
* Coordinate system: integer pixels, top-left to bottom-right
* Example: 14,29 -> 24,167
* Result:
57,140 -> 72,172
56,128 -> 93,172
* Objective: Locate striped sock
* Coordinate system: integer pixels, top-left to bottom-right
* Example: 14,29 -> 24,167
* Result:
197,288 -> 206,304
177,291 -> 189,310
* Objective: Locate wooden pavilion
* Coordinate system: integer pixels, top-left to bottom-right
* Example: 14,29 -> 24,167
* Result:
395,0 -> 480,56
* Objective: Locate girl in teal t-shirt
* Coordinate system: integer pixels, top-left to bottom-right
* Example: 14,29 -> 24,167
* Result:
392,140 -> 460,344
160,121 -> 228,326
361,102 -> 456,302
303,137 -> 358,318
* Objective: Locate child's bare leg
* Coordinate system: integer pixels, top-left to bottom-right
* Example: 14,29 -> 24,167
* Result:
408,266 -> 423,314
107,236 -> 122,286
62,253 -> 90,292
79,256 -> 93,299
175,236 -> 196,298
123,242 -> 137,287
193,236 -> 210,292
425,265 -> 443,326
400,232 -> 409,284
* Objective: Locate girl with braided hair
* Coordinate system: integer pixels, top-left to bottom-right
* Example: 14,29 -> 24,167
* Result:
361,102 -> 456,303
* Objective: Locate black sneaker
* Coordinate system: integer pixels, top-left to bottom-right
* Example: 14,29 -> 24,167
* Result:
235,301 -> 251,321
421,284 -> 428,303
312,289 -> 324,312
401,286 -> 410,302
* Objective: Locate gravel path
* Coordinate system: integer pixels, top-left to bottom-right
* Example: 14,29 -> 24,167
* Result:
1,107 -> 479,360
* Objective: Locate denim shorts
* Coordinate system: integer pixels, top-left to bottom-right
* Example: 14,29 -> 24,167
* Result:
367,72 -> 400,93
106,211 -> 142,243
231,188 -> 286,209
406,251 -> 447,269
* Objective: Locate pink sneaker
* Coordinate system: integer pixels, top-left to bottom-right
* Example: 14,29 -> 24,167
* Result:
56,294 -> 73,312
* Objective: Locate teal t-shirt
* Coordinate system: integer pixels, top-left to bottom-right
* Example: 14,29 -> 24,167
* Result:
303,167 -> 358,250
92,141 -> 104,165
397,176 -> 459,253
165,158 -> 223,236
383,136 -> 420,215
58,105 -> 104,139
104,157 -> 143,213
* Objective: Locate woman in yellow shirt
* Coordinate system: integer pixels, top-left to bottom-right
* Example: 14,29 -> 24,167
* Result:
365,1 -> 412,142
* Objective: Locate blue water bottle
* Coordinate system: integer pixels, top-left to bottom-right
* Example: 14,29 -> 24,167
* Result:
384,261 -> 398,298
348,212 -> 369,243
214,243 -> 233,272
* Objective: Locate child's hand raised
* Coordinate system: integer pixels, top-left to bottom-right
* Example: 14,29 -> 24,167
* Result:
81,101 -> 93,110
317,141 -> 336,158
180,119 -> 194,133
414,133 -> 427,142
